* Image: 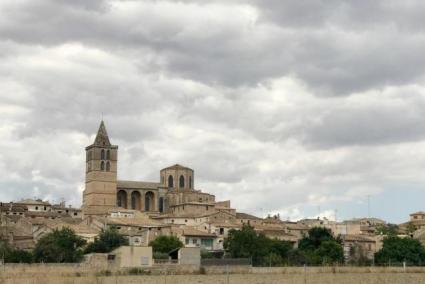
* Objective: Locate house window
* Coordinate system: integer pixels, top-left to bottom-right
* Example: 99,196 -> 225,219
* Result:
101,161 -> 105,171
35,206 -> 38,210
106,162 -> 110,171
201,238 -> 213,248
192,238 -> 198,245
106,150 -> 110,160
219,228 -> 224,235
73,212 -> 78,216
189,176 -> 192,189
101,149 -> 105,160
168,175 -> 174,188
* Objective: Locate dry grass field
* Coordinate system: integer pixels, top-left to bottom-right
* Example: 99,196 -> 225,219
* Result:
1,265 -> 425,284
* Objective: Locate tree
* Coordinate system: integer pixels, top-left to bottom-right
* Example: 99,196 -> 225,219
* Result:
298,227 -> 334,251
149,235 -> 183,254
375,236 -> 425,266
224,225 -> 294,266
84,227 -> 128,254
33,228 -> 86,263
298,227 -> 343,265
225,225 -> 258,258
375,223 -> 399,236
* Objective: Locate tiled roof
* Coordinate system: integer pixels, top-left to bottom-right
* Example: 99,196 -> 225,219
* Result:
17,199 -> 50,206
236,212 -> 262,220
171,226 -> 216,237
341,234 -> 375,242
105,216 -> 163,227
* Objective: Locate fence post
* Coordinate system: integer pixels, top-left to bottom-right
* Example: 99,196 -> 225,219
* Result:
226,265 -> 229,284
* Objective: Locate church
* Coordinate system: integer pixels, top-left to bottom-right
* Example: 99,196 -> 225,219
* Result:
82,121 -> 217,217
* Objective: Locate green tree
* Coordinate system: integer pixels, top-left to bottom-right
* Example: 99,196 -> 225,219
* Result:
33,228 -> 86,263
375,236 -> 425,266
149,235 -> 183,254
298,227 -> 334,251
375,223 -> 399,236
298,227 -> 343,265
84,227 -> 128,254
224,225 -> 258,258
315,240 -> 344,264
224,225 -> 294,266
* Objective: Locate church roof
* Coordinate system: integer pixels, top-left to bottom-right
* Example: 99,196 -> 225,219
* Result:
160,164 -> 193,171
93,120 -> 111,146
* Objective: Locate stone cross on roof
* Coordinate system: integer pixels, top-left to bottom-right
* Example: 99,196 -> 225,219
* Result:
93,120 -> 111,146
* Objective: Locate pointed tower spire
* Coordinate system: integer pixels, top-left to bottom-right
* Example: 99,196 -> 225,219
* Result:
93,120 -> 111,146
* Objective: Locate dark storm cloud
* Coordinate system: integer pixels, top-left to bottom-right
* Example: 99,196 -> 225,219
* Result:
3,1 -> 425,95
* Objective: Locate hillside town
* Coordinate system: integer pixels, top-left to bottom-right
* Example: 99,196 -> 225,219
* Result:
0,121 -> 423,264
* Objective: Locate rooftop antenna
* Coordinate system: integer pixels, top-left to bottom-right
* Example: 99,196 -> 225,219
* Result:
367,195 -> 371,219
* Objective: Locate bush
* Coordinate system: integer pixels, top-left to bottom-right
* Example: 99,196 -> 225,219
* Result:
153,252 -> 169,259
0,241 -> 33,263
127,267 -> 149,275
96,270 -> 112,276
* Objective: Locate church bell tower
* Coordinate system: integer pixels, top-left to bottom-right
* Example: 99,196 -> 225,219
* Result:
82,121 -> 118,216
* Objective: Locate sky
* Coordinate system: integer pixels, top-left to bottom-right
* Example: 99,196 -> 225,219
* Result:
1,0 -> 425,223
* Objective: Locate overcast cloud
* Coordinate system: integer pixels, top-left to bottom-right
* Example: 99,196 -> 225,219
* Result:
1,0 -> 425,223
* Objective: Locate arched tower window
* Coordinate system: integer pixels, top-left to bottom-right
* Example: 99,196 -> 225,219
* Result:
106,161 -> 110,171
189,176 -> 192,189
145,191 -> 154,211
117,190 -> 127,208
159,197 -> 164,213
100,161 -> 105,171
131,191 -> 141,210
168,175 -> 173,188
179,175 -> 185,188
101,149 -> 105,160
106,150 -> 110,160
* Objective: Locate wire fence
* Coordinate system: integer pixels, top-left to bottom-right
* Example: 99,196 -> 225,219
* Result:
201,258 -> 252,266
